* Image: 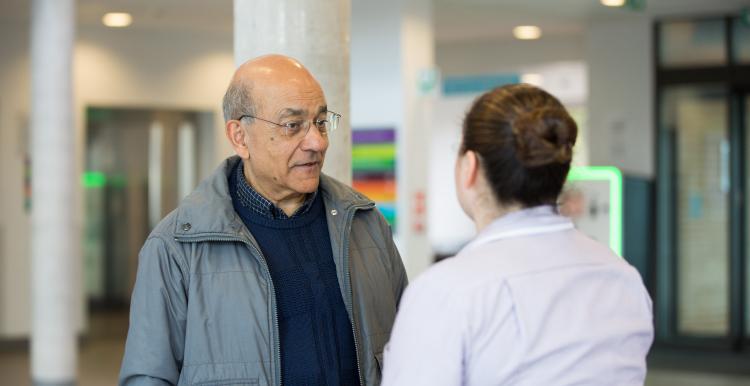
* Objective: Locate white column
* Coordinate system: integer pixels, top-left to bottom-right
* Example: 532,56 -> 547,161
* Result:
30,0 -> 77,385
351,0 -> 435,279
234,0 -> 352,184
178,121 -> 197,200
148,121 -> 165,229
397,0 -> 435,279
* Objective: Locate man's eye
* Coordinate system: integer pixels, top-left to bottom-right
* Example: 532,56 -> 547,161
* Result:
284,121 -> 303,133
315,119 -> 328,128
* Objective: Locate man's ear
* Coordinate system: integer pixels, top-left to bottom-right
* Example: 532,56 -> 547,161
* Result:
225,120 -> 250,158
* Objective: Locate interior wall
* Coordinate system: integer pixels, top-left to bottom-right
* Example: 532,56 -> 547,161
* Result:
351,0 -> 438,279
586,16 -> 655,178
0,20 -> 235,338
436,35 -> 585,76
437,17 -> 654,179
351,0 -> 404,129
0,20 -> 33,339
429,34 -> 589,257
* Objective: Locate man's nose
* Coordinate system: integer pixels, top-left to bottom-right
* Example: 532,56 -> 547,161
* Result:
300,125 -> 328,151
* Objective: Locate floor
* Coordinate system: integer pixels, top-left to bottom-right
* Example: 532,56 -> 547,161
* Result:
2,311 -> 750,385
0,310 -> 129,386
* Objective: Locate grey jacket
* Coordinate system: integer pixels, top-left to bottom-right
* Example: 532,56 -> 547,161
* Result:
120,156 -> 408,386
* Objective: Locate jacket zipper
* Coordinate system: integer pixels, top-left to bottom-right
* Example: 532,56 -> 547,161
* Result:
174,234 -> 282,386
341,203 -> 374,386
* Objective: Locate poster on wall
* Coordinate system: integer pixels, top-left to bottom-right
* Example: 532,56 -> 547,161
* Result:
559,166 -> 623,257
352,128 -> 397,230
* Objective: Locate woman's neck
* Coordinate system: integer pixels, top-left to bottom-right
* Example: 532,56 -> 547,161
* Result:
472,200 -> 523,233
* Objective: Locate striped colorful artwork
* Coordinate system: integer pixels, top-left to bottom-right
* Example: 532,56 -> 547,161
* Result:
352,128 -> 397,229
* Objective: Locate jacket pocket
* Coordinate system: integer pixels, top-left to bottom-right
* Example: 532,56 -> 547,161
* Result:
194,379 -> 259,386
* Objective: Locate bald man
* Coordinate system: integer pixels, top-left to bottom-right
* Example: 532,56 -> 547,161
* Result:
120,55 -> 408,386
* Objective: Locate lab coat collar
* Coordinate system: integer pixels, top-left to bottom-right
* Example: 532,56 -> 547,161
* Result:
466,205 -> 574,252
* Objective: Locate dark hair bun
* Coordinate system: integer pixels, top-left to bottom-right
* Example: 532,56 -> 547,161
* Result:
461,83 -> 578,207
512,107 -> 577,168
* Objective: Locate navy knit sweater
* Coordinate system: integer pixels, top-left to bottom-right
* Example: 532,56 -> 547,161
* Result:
229,164 -> 360,386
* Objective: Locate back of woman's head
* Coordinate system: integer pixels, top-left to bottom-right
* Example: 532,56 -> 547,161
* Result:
461,84 -> 578,208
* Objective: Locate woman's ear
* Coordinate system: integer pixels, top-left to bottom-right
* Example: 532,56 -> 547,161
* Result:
461,150 -> 480,189
455,149 -> 481,220
225,120 -> 250,158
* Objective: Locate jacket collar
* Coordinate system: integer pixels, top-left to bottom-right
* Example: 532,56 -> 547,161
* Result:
172,156 -> 372,240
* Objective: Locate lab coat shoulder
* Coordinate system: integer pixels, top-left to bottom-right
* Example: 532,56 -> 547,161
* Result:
383,255 -> 520,386
460,228 -> 641,280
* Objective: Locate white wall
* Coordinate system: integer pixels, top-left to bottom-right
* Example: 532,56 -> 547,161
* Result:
425,60 -> 589,256
427,96 -> 476,255
351,0 -> 404,129
399,0 -> 436,278
586,17 -> 654,178
0,20 -> 235,338
428,18 -> 657,258
436,22 -> 655,179
0,20 -> 33,339
351,0 -> 436,279
429,35 -> 590,256
437,35 -> 585,76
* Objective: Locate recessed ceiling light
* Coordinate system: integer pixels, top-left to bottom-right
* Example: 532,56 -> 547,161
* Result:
601,0 -> 626,7
513,26 -> 542,40
102,12 -> 132,28
521,73 -> 544,86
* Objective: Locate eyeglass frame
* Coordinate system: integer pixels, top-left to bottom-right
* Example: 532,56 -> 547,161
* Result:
235,110 -> 341,138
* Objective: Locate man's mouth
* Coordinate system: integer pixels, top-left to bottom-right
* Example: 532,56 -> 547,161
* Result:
293,161 -> 320,168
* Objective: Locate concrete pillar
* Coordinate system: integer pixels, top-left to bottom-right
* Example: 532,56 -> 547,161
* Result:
30,0 -> 77,385
234,0 -> 352,184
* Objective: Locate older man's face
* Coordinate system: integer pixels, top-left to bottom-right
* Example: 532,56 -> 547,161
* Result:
243,76 -> 329,197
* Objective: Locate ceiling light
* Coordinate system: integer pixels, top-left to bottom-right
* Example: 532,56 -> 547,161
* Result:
601,0 -> 626,7
521,73 -> 544,86
513,26 -> 542,40
102,12 -> 132,28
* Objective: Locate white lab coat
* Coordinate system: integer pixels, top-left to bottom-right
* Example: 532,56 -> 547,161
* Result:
382,206 -> 654,386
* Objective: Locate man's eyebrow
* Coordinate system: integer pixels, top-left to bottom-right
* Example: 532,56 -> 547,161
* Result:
278,106 -> 328,119
278,108 -> 305,119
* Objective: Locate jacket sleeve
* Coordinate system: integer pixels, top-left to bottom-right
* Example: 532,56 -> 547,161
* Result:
388,229 -> 408,308
119,236 -> 189,386
379,213 -> 408,308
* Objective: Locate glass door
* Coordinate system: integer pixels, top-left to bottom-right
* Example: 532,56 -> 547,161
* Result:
656,16 -> 750,352
659,85 -> 732,346
84,107 -> 215,308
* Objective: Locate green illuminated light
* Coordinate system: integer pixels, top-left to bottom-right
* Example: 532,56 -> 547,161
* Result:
567,166 -> 623,257
82,172 -> 107,188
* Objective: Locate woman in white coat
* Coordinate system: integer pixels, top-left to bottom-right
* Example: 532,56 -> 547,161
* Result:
382,84 -> 654,386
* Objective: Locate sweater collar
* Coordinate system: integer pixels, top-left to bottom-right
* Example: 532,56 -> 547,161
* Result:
232,160 -> 317,220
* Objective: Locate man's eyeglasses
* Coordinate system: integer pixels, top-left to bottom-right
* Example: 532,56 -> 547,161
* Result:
236,111 -> 341,138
